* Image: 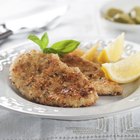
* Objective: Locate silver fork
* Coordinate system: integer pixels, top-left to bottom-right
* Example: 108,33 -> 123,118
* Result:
0,5 -> 68,41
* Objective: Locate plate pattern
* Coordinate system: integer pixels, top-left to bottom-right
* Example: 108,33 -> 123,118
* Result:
0,40 -> 136,72
0,48 -> 26,71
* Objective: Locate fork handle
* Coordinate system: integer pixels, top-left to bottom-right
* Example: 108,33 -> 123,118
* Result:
0,24 -> 13,40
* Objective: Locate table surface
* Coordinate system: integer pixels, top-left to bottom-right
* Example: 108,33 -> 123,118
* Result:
0,0 -> 140,139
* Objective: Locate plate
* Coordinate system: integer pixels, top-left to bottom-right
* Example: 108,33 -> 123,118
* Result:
0,40 -> 140,120
100,0 -> 140,32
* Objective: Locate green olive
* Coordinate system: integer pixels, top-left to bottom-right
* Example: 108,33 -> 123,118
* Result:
129,6 -> 140,24
105,8 -> 124,20
105,6 -> 140,24
113,13 -> 135,24
135,17 -> 140,24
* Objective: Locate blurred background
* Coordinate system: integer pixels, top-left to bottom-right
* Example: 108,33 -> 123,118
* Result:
0,0 -> 140,50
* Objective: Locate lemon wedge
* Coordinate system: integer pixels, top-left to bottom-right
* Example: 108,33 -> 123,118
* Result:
98,33 -> 124,63
102,51 -> 140,83
82,43 -> 100,62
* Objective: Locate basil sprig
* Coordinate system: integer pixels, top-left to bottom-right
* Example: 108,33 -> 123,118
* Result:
28,32 -> 80,55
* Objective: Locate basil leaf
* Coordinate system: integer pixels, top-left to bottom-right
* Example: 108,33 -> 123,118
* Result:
51,40 -> 76,51
41,33 -> 49,49
43,48 -> 58,54
60,41 -> 80,54
28,33 -> 80,55
28,34 -> 42,50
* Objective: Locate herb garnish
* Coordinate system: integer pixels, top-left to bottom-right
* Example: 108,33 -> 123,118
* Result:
28,32 -> 80,55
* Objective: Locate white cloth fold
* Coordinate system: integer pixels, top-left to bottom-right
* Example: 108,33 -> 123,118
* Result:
1,108 -> 140,140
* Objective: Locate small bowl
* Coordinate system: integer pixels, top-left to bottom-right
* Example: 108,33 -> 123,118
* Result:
100,0 -> 140,32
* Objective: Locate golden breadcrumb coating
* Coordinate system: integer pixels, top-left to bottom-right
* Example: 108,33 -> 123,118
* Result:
10,50 -> 98,107
61,54 -> 123,95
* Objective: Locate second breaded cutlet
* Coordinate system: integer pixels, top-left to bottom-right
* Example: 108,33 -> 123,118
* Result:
61,54 -> 123,95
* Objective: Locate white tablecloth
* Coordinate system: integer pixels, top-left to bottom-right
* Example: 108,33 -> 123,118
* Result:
1,0 -> 140,139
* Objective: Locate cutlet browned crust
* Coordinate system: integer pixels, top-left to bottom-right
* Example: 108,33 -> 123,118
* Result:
61,54 -> 123,95
10,50 -> 98,107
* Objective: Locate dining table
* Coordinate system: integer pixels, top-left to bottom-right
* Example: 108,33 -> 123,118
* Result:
0,0 -> 140,139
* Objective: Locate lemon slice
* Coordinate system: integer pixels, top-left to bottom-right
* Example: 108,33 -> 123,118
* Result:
82,43 -> 100,62
98,33 -> 124,63
102,51 -> 140,83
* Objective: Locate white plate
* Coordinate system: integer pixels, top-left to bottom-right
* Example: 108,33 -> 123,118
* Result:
0,40 -> 140,120
100,0 -> 140,32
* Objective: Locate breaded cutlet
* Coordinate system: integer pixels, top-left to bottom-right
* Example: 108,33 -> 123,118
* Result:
10,50 -> 98,107
61,54 -> 123,95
